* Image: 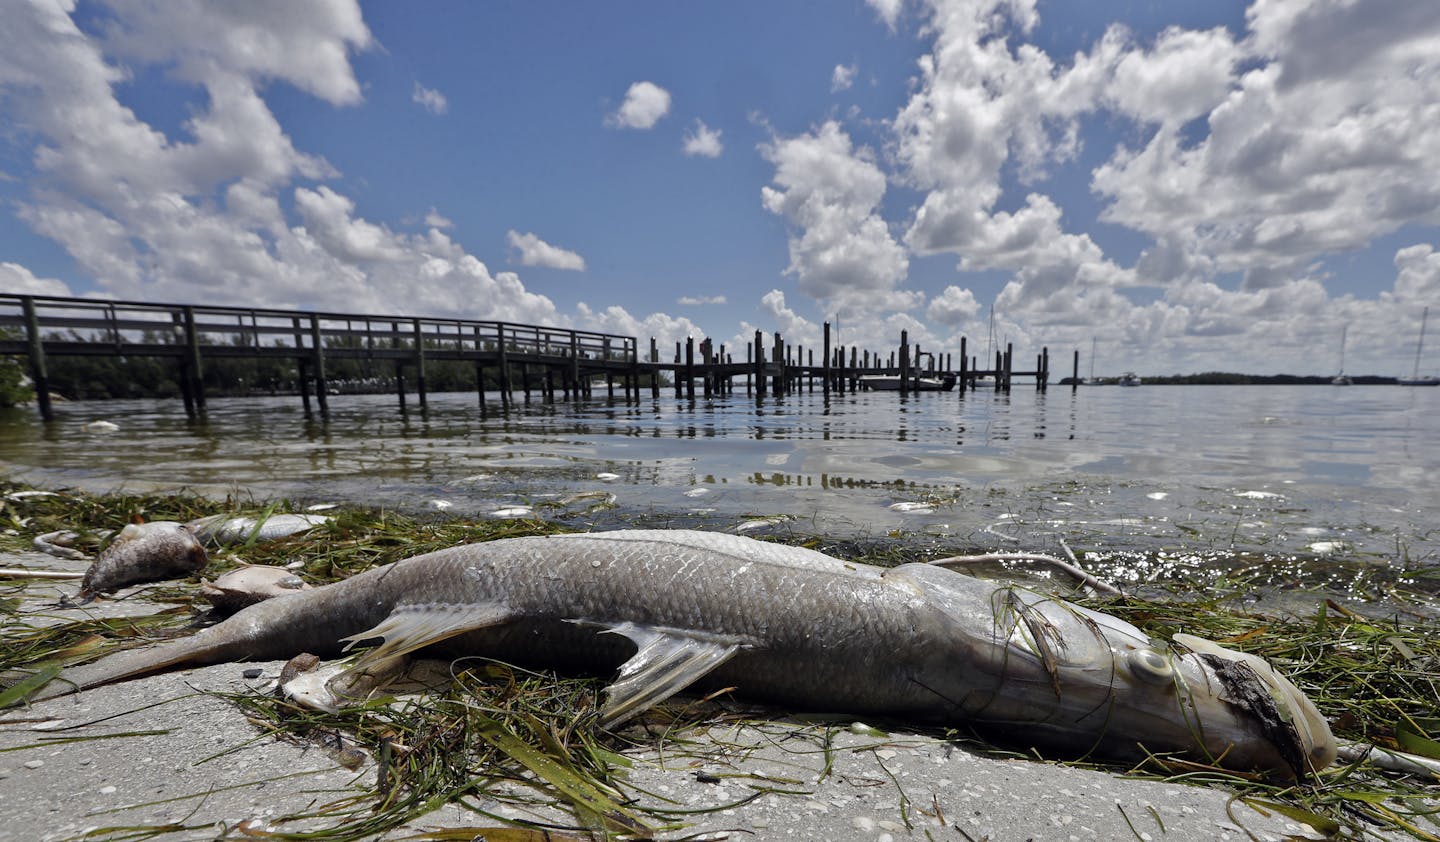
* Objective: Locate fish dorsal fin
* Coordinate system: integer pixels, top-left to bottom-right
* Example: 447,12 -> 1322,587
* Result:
340,602 -> 514,668
598,622 -> 749,728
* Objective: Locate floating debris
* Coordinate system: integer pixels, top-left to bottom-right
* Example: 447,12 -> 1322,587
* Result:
490,506 -> 535,519
888,501 -> 935,514
683,487 -> 711,498
82,420 -> 119,433
1235,490 -> 1284,500
595,472 -> 621,482
428,499 -> 454,510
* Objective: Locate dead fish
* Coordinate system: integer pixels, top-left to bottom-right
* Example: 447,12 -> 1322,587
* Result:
32,530 -> 90,561
78,521 -> 209,600
27,530 -> 1335,779
187,513 -> 332,546
200,565 -> 312,614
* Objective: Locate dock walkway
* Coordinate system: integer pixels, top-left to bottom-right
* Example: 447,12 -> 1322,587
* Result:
1,294 -> 1060,420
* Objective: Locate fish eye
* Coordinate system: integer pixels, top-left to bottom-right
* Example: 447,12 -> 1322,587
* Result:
1128,649 -> 1174,684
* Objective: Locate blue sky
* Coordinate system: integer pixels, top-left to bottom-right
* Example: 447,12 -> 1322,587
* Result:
3,0 -> 1440,376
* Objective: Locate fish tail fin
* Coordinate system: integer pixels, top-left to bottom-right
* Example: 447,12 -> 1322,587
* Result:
23,628 -> 243,703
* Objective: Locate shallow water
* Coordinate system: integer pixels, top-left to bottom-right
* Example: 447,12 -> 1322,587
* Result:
3,384 -> 1437,603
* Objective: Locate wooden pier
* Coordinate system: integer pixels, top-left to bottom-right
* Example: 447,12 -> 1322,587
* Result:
1,294 -> 1062,421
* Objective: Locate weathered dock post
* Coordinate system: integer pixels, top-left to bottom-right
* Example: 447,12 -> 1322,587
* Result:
569,332 -> 581,400
959,336 -> 968,393
700,338 -> 712,398
496,324 -> 512,412
309,314 -> 330,419
772,332 -> 785,395
822,322 -> 832,393
1072,348 -> 1080,392
673,342 -> 682,398
412,319 -> 428,412
181,306 -> 206,418
20,296 -> 53,421
1039,347 -> 1049,392
685,337 -> 696,400
899,330 -> 910,396
753,330 -> 766,397
473,326 -> 488,417
291,317 -> 312,415
392,320 -> 407,412
650,338 -> 660,399
1003,342 -> 1013,393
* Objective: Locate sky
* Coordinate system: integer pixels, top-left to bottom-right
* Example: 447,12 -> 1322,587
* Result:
2,0 -> 1440,377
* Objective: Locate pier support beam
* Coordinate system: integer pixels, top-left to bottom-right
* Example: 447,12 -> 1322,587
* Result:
310,314 -> 330,419
21,296 -> 53,421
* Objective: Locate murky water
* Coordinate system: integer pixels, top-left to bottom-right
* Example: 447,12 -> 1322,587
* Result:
2,384 -> 1437,601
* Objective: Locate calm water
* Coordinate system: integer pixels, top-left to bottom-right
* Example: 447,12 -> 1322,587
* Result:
2,384 -> 1437,602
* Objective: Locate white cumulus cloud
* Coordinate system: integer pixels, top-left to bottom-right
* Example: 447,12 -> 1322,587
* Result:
759,121 -> 912,318
831,63 -> 857,92
682,120 -> 724,157
608,81 -> 671,130
506,230 -> 587,271
412,82 -> 448,115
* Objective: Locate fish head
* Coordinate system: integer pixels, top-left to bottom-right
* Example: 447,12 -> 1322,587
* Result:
895,565 -> 1334,779
975,589 -> 1337,779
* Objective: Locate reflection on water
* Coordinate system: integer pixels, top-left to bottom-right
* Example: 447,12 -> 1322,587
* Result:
2,385 -> 1438,593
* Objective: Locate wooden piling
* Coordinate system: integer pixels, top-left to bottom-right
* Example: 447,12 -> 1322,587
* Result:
309,315 -> 330,418
20,297 -> 52,421
899,330 -> 910,396
412,318 -> 428,411
182,306 -> 206,416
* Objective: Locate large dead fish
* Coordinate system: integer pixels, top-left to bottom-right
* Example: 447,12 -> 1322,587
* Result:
77,521 -> 209,600
26,530 -> 1335,778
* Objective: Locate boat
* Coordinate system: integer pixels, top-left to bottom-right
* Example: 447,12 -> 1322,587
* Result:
1117,372 -> 1141,387
858,373 -> 956,392
1398,306 -> 1440,386
1332,325 -> 1352,385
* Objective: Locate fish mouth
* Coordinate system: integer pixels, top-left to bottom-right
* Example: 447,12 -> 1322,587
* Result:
1172,632 -> 1337,779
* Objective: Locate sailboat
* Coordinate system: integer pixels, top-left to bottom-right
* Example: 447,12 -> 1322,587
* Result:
1398,306 -> 1440,386
1331,325 -> 1352,385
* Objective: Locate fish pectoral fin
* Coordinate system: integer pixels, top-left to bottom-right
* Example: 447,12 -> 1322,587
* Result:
340,602 -> 515,668
598,623 -> 748,728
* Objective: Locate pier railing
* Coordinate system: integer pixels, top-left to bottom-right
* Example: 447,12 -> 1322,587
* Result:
0,293 -> 639,419
1,293 -> 1062,420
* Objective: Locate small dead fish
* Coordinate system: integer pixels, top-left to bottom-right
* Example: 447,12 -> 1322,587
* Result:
32,530 -> 90,561
6,490 -> 62,502
78,521 -> 209,599
187,513 -> 332,546
200,565 -> 312,615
